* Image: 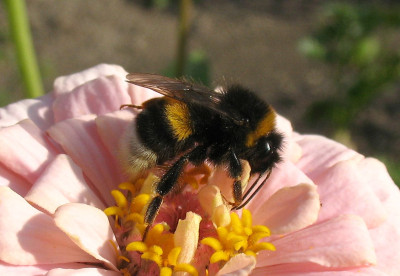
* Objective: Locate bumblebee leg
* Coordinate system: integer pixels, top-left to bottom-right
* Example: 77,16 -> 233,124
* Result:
228,149 -> 244,207
232,170 -> 272,210
142,155 -> 189,240
142,145 -> 208,240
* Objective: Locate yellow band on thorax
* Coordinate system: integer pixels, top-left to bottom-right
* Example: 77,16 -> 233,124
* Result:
245,111 -> 276,147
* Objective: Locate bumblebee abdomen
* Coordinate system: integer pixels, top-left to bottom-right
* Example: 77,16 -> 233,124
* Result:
136,97 -> 193,163
164,100 -> 193,141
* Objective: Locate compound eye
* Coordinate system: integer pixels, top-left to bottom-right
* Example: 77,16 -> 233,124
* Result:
265,141 -> 271,153
256,138 -> 272,156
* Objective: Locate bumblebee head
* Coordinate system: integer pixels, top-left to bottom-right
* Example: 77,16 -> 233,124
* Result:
243,131 -> 283,173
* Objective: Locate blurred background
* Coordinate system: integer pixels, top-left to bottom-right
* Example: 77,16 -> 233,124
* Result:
1,0 -> 399,184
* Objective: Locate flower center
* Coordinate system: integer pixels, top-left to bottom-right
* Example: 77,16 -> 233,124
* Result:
201,209 -> 275,264
104,169 -> 275,275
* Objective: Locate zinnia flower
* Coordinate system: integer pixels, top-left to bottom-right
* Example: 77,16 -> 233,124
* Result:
0,64 -> 399,275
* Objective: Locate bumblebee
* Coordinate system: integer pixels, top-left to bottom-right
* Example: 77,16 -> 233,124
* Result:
122,73 -> 283,238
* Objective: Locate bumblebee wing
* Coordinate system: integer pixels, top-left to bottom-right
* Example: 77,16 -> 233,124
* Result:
126,73 -> 244,124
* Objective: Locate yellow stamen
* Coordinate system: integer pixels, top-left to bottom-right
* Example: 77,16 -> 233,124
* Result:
103,206 -> 123,217
142,251 -> 162,267
126,241 -> 148,252
252,225 -> 271,235
118,255 -> 130,263
248,242 -> 276,252
160,267 -> 172,276
241,209 -> 252,228
131,193 -> 151,213
230,212 -> 243,235
210,251 -> 230,263
150,245 -> 163,256
249,232 -> 270,246
125,213 -> 144,224
168,247 -> 182,266
201,209 -> 275,265
118,182 -> 136,195
111,190 -> 128,208
174,263 -> 199,276
201,237 -> 223,251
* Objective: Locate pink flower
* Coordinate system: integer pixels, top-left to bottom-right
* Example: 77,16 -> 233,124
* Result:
0,64 -> 399,275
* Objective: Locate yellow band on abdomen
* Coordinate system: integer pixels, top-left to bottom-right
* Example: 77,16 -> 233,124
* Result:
165,101 -> 193,141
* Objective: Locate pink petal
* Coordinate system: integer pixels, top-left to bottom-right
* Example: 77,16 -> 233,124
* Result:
252,264 -> 386,276
354,158 -> 400,274
368,219 -> 400,275
53,203 -> 118,271
314,159 -> 387,228
217,254 -> 256,276
0,93 -> 55,130
95,109 -> 136,175
53,64 -> 127,96
25,154 -> 105,214
357,158 -> 400,216
257,215 -> 376,270
247,161 -> 314,214
47,115 -> 121,205
0,164 -> 31,196
253,183 -> 320,235
53,76 -> 132,122
0,261 -> 49,276
0,261 -> 95,276
0,119 -> 59,185
0,187 -> 97,265
46,267 -> 121,276
295,135 -> 364,180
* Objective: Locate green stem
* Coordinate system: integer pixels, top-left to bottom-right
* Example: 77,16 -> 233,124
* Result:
175,0 -> 192,77
4,0 -> 44,98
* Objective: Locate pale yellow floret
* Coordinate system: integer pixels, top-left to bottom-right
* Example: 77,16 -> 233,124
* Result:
104,176 -> 200,275
140,173 -> 160,194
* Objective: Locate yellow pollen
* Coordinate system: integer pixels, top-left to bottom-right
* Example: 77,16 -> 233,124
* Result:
160,267 -> 172,276
111,190 -> 128,208
104,174 -> 204,275
130,193 -> 151,213
126,225 -> 198,274
108,240 -> 129,266
104,178 -> 154,236
118,182 -> 136,195
201,209 -> 275,264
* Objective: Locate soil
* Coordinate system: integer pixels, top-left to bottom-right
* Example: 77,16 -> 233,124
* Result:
0,0 -> 399,164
